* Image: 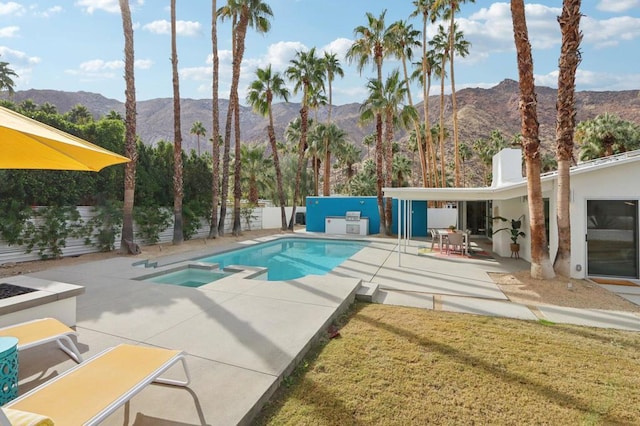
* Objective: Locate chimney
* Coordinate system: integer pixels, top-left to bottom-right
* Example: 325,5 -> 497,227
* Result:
491,148 -> 524,187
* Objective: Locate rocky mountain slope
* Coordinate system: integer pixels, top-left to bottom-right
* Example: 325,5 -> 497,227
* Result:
9,80 -> 640,157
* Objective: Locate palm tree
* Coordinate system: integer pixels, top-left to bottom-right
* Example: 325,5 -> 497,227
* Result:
459,141 -> 472,187
39,102 -> 57,114
0,57 -> 18,96
240,144 -> 271,204
511,0 -> 555,279
346,9 -> 394,234
411,0 -> 439,187
362,132 -> 376,159
66,104 -> 93,124
389,19 -> 427,187
170,0 -> 184,245
361,69 -> 416,233
106,110 -> 123,121
190,121 -> 207,155
575,113 -> 640,159
554,0 -> 583,278
118,0 -> 139,254
306,130 -> 322,196
322,52 -> 344,123
313,122 -> 348,196
392,154 -> 413,187
19,99 -> 37,113
435,0 -> 475,187
335,142 -> 361,182
285,47 -> 324,229
430,24 -> 449,188
209,0 -> 221,239
218,0 -> 273,236
246,64 -> 290,230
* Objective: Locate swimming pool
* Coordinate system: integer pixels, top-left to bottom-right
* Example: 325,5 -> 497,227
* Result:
196,238 -> 368,281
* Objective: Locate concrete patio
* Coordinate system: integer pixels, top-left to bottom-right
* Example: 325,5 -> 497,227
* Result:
9,234 -> 640,425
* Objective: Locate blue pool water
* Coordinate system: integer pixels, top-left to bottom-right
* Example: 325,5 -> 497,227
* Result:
147,268 -> 229,287
196,238 -> 368,281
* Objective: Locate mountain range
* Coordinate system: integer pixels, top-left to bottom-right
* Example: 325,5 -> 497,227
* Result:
8,79 -> 640,157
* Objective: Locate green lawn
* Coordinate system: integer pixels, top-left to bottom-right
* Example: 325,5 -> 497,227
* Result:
255,303 -> 640,425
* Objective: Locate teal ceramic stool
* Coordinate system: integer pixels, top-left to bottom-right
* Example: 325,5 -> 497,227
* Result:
0,336 -> 18,404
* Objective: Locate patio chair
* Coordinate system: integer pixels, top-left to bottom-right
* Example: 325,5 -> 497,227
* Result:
0,318 -> 82,363
445,232 -> 465,256
0,343 -> 191,426
429,229 -> 441,252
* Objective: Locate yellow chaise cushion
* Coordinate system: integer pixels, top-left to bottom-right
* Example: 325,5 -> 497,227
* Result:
1,408 -> 54,426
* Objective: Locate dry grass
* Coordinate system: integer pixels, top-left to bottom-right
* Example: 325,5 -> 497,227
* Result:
256,303 -> 640,425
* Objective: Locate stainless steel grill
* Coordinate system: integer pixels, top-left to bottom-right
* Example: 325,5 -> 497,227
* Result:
345,211 -> 361,221
345,211 -> 361,234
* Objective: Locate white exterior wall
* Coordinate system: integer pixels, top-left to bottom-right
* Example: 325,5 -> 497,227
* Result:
568,161 -> 640,279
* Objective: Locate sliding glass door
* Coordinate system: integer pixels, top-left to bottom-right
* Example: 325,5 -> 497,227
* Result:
586,200 -> 638,278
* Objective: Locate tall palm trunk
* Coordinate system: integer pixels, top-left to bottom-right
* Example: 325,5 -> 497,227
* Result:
218,14 -> 238,236
375,113 -> 386,235
426,74 -> 439,187
400,45 -> 427,187
288,102 -> 309,230
438,54 -> 447,187
449,5 -> 461,187
118,0 -> 138,253
554,0 -> 582,277
420,12 -> 432,187
375,51 -> 387,234
208,0 -> 220,239
232,89 -> 242,235
511,0 -> 555,279
170,0 -> 184,245
384,111 -> 394,234
266,92 -> 287,230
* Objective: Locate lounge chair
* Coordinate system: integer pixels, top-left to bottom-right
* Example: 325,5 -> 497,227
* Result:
0,318 -> 82,363
0,343 -> 191,425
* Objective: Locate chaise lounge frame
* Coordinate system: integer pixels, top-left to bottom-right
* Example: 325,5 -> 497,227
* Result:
0,343 -> 191,425
0,317 -> 83,363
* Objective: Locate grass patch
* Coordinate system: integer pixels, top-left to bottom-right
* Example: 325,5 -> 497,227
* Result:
255,303 -> 640,425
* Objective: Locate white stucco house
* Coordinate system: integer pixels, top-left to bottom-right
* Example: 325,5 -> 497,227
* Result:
384,148 -> 640,279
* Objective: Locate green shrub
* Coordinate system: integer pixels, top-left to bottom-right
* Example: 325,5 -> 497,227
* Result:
134,206 -> 172,245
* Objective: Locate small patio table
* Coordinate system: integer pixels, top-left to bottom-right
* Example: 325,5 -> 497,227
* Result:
436,229 -> 469,255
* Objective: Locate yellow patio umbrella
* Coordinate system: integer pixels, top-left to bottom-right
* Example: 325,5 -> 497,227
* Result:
0,106 -> 130,171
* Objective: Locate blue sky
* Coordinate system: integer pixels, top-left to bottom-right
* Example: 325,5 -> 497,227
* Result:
1,0 -> 639,106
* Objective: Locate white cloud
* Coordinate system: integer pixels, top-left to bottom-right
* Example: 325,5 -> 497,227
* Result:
0,46 -> 39,64
464,2 -> 562,59
135,59 -> 153,69
581,15 -> 640,48
0,26 -> 19,38
0,2 -> 24,16
37,6 -> 63,18
143,20 -> 202,36
597,0 -> 640,13
263,41 -> 306,71
79,59 -> 123,72
533,69 -> 640,91
320,38 -> 352,60
75,0 -> 144,14
75,0 -> 120,14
